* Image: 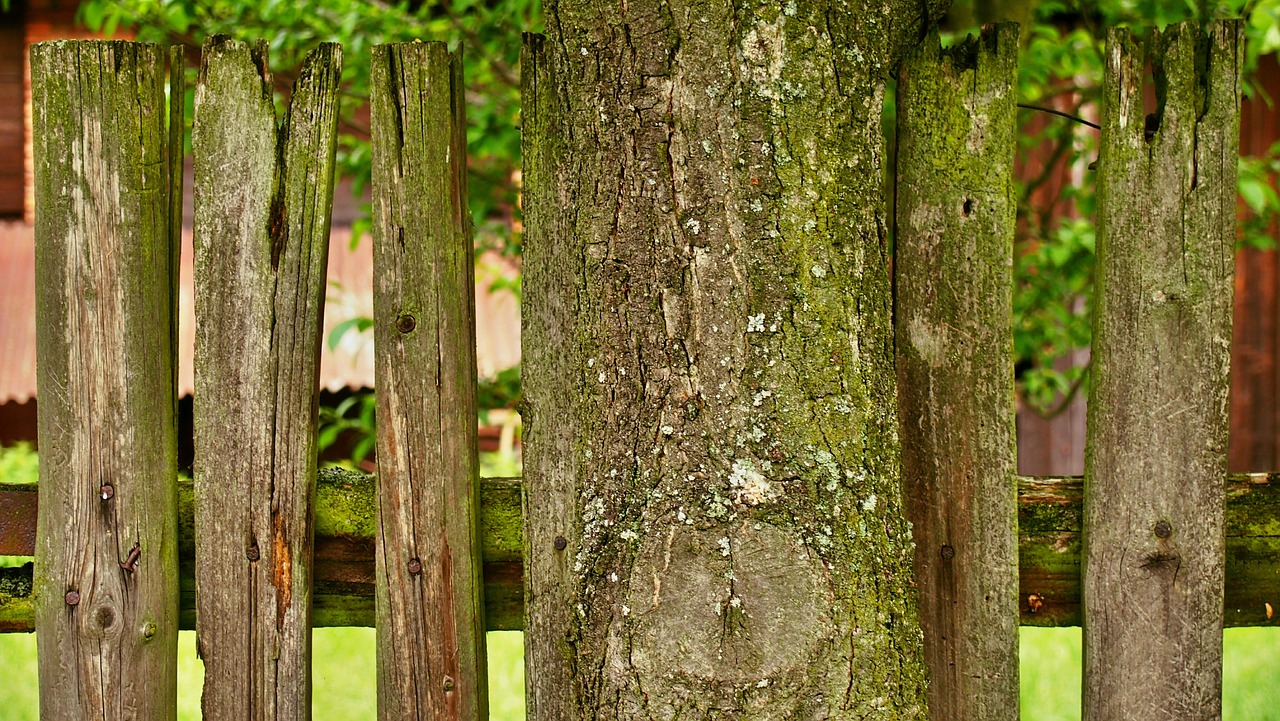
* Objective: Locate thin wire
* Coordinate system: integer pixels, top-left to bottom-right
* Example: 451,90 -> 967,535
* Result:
1017,103 -> 1101,130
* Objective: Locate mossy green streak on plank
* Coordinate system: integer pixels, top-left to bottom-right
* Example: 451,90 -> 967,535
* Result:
895,24 -> 1020,721
1085,20 -> 1242,721
30,39 -> 181,721
370,41 -> 487,721
192,36 -> 341,721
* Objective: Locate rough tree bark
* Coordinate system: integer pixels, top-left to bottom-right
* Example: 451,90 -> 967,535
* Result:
523,1 -> 946,717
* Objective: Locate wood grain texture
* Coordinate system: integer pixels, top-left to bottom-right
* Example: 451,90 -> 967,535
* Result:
1084,21 -> 1241,721
895,24 -> 1020,721
192,36 -> 341,721
30,39 -> 181,721
370,42 -> 487,721
519,32 -> 580,721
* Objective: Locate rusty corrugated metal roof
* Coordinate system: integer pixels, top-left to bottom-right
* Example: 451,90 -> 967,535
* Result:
0,221 -> 521,403
0,222 -> 36,403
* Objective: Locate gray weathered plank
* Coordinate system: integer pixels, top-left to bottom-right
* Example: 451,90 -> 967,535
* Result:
370,41 -> 487,721
519,32 -> 579,720
192,36 -> 341,721
895,24 -> 1020,721
1084,20 -> 1242,721
30,40 -> 181,720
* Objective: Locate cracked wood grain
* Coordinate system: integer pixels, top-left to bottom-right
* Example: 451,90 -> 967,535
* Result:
895,23 -> 1020,721
31,39 -> 182,721
192,36 -> 341,721
1084,20 -> 1241,721
370,41 -> 487,721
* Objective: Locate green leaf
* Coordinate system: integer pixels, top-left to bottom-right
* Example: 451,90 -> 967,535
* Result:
328,317 -> 373,351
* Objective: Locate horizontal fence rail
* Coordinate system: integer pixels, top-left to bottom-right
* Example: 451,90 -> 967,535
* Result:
4,471 -> 1279,630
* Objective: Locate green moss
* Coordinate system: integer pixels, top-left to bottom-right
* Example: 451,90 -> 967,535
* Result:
479,479 -> 523,563
314,466 -> 378,540
0,564 -> 34,631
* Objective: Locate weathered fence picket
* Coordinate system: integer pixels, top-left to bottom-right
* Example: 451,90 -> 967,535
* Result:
1084,20 -> 1241,720
191,36 -> 341,719
4,20 -> 1268,721
370,41 -> 488,720
896,24 -> 1021,721
30,40 -> 182,720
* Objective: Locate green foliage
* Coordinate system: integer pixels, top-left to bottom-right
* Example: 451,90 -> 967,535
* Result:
316,366 -> 521,468
317,392 -> 378,467
79,0 -> 539,258
0,443 -> 38,486
948,0 -> 1280,414
1240,141 -> 1280,250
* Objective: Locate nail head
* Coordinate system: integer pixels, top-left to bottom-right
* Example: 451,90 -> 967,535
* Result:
940,544 -> 955,560
407,558 -> 422,575
65,590 -> 80,606
554,536 -> 567,551
100,484 -> 114,501
246,546 -> 260,562
1154,520 -> 1172,539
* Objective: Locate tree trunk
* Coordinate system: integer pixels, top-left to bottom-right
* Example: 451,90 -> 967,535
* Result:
523,1 -> 943,717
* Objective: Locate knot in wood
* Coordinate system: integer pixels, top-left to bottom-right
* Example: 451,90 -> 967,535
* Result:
395,313 -> 417,334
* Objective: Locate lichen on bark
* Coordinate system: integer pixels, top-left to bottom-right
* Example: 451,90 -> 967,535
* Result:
524,1 -> 943,717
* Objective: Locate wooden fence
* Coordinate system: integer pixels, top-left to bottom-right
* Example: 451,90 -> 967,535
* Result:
0,19 -> 1273,721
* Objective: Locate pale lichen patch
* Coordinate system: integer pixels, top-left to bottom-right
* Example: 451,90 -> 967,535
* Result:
729,457 -> 776,506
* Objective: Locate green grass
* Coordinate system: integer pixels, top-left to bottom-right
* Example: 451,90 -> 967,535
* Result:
1,627 -> 1276,717
0,629 -> 525,720
1020,627 -> 1280,720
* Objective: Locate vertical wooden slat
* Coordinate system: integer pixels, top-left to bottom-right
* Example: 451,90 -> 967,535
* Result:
370,42 -> 487,720
1084,20 -> 1241,720
31,40 -> 181,720
192,36 -> 341,720
895,24 -> 1020,721
518,33 -> 578,720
